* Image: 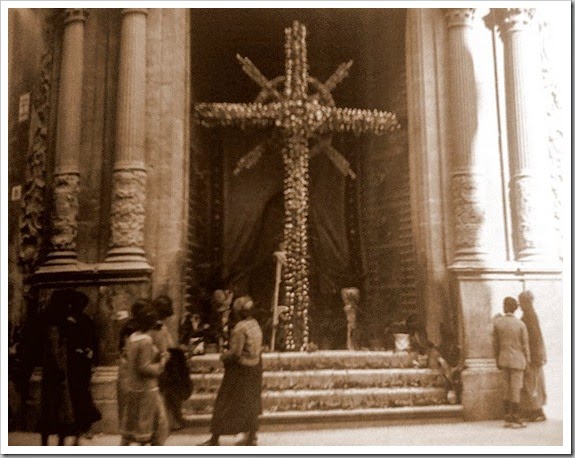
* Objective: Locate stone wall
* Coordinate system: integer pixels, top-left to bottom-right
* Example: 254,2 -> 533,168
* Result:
8,9 -> 57,331
144,9 -> 191,333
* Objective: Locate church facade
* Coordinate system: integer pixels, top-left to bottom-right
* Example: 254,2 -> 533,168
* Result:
8,8 -> 565,430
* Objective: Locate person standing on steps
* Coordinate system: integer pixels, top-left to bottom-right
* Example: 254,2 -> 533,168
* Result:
492,297 -> 531,429
518,290 -> 547,422
199,296 -> 263,446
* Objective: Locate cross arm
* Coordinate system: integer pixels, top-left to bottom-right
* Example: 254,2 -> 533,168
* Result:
194,102 -> 282,129
318,107 -> 400,136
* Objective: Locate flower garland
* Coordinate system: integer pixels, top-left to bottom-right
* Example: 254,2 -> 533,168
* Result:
194,21 -> 400,352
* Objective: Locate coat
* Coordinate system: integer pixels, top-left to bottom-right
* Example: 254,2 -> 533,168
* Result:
522,310 -> 547,366
493,313 -> 530,370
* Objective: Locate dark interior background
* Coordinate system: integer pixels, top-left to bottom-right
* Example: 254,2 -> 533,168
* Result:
188,9 -> 414,349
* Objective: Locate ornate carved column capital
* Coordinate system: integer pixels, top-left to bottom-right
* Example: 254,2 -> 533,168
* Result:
444,8 -> 476,28
63,8 -> 89,25
494,8 -> 537,35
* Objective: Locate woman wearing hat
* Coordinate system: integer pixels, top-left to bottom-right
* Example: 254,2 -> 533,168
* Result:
38,289 -> 100,446
120,302 -> 170,445
200,296 -> 263,446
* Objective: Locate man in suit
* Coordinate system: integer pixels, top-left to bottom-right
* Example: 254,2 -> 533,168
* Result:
493,297 -> 531,428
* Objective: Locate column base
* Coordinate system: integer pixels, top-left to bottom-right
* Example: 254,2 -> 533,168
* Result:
450,252 -> 491,267
105,246 -> 148,264
516,248 -> 558,263
43,250 -> 78,266
461,358 -> 503,421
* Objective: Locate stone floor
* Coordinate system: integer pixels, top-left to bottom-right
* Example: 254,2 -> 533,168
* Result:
7,418 -> 566,450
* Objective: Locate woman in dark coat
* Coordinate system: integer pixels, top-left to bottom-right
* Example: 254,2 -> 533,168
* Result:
200,296 -> 263,446
38,290 -> 76,446
518,290 -> 547,422
66,290 -> 102,436
38,289 -> 100,445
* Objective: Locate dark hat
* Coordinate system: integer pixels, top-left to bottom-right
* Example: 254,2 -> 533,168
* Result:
153,295 -> 174,320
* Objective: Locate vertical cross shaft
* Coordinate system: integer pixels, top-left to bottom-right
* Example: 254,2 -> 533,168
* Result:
194,21 -> 399,352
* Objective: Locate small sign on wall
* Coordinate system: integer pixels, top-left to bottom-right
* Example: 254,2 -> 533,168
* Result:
18,93 -> 30,123
11,185 -> 22,201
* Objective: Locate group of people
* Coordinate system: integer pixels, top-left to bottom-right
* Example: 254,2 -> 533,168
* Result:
117,295 -> 191,445
492,290 -> 547,428
28,285 -> 547,444
118,294 -> 263,446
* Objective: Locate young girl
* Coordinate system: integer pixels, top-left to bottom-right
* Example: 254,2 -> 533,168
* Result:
119,301 -> 170,445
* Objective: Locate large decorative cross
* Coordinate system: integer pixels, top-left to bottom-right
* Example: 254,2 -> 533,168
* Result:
195,21 -> 399,351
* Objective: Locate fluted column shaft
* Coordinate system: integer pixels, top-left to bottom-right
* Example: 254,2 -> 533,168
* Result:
106,9 -> 149,264
445,9 -> 488,262
47,9 -> 89,265
496,8 -> 553,261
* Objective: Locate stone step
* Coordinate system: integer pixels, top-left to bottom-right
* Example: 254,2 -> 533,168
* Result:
191,351 -> 424,373
192,368 -> 446,394
184,387 -> 447,415
182,404 -> 464,427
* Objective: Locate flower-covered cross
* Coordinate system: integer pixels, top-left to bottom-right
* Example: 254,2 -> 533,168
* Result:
195,21 -> 399,352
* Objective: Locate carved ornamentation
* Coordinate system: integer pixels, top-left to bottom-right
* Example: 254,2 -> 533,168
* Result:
451,173 -> 485,253
109,169 -> 147,249
511,175 -> 540,256
539,15 -> 565,255
495,8 -> 536,34
50,173 -> 80,251
18,14 -> 56,273
63,8 -> 89,24
444,8 -> 476,28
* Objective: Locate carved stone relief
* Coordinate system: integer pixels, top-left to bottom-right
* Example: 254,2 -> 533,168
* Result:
496,8 -> 536,33
18,13 -> 56,272
109,169 -> 147,249
511,174 -> 540,256
63,8 -> 89,24
444,8 -> 476,28
50,173 -> 80,251
451,173 -> 486,254
539,14 -> 565,255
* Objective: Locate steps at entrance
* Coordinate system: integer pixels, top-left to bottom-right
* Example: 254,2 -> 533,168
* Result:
191,351 -> 420,373
184,351 -> 462,425
192,368 -> 445,393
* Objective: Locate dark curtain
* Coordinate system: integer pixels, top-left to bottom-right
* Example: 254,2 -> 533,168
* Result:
223,142 -> 353,349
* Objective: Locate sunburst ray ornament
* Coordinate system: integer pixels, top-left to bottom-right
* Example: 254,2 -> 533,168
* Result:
195,21 -> 400,351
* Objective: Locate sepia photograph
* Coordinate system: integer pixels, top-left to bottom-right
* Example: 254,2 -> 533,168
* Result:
2,1 -> 571,453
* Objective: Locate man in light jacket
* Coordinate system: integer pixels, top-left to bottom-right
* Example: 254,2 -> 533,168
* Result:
493,297 -> 531,428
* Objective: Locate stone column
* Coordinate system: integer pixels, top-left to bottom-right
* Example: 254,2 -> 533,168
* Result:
495,8 -> 555,261
445,9 -> 500,421
105,9 -> 149,265
46,9 -> 89,265
444,8 -> 489,263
